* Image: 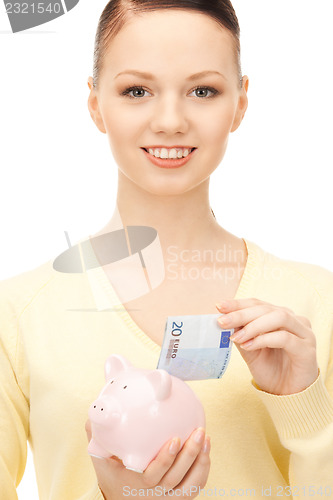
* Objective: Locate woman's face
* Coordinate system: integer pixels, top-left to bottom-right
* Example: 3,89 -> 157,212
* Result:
88,9 -> 249,196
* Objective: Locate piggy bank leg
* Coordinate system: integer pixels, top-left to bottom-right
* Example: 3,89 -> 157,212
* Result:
87,438 -> 111,459
123,455 -> 145,474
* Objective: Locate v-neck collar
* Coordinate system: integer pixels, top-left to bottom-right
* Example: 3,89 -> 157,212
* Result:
85,237 -> 265,353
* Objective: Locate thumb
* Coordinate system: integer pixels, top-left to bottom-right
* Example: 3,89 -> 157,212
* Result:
85,419 -> 92,442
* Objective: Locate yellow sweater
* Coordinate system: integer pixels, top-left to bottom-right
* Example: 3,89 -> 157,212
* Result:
0,238 -> 333,499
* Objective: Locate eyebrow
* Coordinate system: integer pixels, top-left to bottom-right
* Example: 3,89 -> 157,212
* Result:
114,70 -> 227,81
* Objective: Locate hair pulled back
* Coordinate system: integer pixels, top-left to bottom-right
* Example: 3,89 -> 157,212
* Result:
92,0 -> 243,90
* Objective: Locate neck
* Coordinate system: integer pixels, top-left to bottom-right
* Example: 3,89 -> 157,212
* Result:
105,171 -> 229,256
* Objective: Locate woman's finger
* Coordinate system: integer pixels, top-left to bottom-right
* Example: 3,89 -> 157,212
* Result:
157,427 -> 206,490
239,330 -> 302,353
229,309 -> 311,344
217,304 -> 272,329
295,315 -> 312,328
216,298 -> 295,318
174,436 -> 211,497
142,437 -> 181,488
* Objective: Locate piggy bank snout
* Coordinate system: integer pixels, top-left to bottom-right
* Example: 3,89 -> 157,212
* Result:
88,396 -> 121,424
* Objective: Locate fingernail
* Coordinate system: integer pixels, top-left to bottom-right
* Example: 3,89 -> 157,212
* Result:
169,437 -> 180,455
230,329 -> 243,342
241,340 -> 253,349
216,301 -> 229,310
203,436 -> 211,454
193,428 -> 205,444
218,317 -> 231,327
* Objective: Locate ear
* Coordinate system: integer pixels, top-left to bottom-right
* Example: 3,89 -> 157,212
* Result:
87,76 -> 107,134
104,354 -> 132,382
146,369 -> 172,401
230,75 -> 249,133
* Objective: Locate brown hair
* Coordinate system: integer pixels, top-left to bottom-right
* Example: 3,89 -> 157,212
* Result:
92,0 -> 243,91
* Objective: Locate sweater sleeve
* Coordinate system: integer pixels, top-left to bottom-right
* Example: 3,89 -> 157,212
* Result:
0,290 -> 29,499
250,270 -> 333,495
0,282 -> 106,500
251,372 -> 333,493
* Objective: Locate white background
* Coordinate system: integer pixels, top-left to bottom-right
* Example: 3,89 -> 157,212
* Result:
0,0 -> 332,497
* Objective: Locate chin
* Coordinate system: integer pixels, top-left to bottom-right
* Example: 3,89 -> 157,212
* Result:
135,175 -> 205,197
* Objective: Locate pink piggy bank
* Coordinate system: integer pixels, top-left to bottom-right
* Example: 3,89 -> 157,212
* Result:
87,354 -> 205,472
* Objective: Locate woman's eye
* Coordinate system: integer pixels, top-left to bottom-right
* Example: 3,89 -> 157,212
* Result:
121,85 -> 219,99
121,86 -> 150,98
189,86 -> 219,98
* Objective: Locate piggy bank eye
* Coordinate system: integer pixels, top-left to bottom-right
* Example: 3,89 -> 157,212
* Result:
110,380 -> 114,384
123,385 -> 127,389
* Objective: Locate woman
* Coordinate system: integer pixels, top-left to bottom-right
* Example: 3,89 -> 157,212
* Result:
1,1 -> 332,499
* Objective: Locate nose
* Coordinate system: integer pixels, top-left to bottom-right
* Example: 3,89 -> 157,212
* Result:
150,93 -> 188,135
91,398 -> 108,412
88,396 -> 120,424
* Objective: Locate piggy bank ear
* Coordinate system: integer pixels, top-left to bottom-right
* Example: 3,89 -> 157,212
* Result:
146,369 -> 172,401
104,354 -> 132,382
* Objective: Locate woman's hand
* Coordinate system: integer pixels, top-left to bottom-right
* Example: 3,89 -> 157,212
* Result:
216,298 -> 319,395
85,420 -> 210,499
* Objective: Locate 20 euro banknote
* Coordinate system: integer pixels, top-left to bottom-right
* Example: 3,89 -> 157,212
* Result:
157,314 -> 234,380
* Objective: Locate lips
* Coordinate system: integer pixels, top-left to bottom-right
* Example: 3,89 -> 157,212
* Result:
141,147 -> 197,169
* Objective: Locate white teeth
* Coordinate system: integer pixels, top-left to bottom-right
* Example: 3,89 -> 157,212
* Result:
160,148 -> 169,159
148,148 -> 159,157
147,147 -> 192,159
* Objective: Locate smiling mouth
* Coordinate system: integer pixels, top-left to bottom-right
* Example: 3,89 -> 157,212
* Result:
141,147 -> 198,160
141,147 -> 197,169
